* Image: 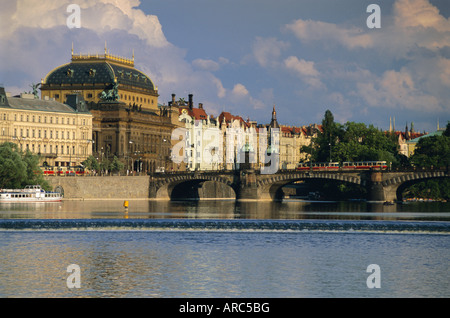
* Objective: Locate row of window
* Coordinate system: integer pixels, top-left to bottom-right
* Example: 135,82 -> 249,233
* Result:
20,143 -> 88,156
6,193 -> 60,198
1,113 -> 88,126
120,94 -> 154,104
13,128 -> 79,140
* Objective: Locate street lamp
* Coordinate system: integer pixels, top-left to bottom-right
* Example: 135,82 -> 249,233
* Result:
159,137 -> 168,172
128,140 -> 133,174
329,143 -> 332,162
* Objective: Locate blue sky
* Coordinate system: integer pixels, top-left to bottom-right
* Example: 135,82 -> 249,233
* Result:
1,0 -> 449,132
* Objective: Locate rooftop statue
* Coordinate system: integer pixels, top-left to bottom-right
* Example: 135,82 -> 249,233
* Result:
100,82 -> 120,102
29,83 -> 41,99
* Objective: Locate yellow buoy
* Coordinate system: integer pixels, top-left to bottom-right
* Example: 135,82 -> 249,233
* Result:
123,200 -> 129,208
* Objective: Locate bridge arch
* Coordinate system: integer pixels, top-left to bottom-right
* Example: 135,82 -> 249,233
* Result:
257,172 -> 363,200
151,174 -> 236,200
381,171 -> 449,201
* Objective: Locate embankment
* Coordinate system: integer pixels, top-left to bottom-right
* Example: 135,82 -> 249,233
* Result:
45,176 -> 150,200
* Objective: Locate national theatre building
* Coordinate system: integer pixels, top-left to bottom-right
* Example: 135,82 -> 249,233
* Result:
39,46 -> 180,173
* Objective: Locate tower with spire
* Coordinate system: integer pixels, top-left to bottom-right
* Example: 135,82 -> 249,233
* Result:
269,105 -> 279,129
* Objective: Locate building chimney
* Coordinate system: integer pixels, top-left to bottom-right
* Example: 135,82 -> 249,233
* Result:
171,93 -> 176,105
199,103 -> 203,109
188,94 -> 193,110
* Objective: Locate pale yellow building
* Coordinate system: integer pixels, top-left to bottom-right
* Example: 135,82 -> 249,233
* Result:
0,87 -> 93,170
280,125 -> 310,169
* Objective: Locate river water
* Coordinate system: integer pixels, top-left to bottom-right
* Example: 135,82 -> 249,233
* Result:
0,199 -> 449,298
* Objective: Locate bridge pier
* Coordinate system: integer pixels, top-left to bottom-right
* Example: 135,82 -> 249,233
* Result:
149,179 -> 170,200
367,171 -> 387,202
235,169 -> 260,201
367,182 -> 386,202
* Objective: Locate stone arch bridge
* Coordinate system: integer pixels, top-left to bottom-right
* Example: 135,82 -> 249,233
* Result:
149,169 -> 449,202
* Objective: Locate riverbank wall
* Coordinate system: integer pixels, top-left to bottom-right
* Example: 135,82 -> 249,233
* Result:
45,176 -> 236,200
45,176 -> 151,200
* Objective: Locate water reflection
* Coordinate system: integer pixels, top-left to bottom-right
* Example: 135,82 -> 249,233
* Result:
1,229 -> 449,297
0,199 -> 449,221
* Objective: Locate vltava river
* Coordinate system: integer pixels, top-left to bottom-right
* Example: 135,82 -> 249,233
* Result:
0,199 -> 449,298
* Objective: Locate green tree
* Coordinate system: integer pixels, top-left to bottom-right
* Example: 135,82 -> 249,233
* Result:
303,111 -> 399,165
110,156 -> 124,172
100,157 -> 111,173
404,179 -> 450,201
23,148 -> 49,189
404,123 -> 450,200
82,155 -> 100,172
332,122 -> 398,163
299,111 -> 401,199
303,109 -> 340,162
410,130 -> 450,168
443,122 -> 450,137
0,142 -> 50,190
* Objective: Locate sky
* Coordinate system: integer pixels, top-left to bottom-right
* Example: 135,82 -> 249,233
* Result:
0,0 -> 449,133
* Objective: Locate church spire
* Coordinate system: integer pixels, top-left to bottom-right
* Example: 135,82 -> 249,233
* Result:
269,104 -> 279,128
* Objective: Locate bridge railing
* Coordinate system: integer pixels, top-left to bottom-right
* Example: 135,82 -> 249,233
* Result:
45,165 -> 449,178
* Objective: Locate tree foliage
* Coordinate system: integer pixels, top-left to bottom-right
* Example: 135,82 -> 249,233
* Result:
110,156 -> 124,172
95,156 -> 125,173
404,179 -> 450,200
0,142 -> 50,190
302,110 -> 399,165
410,123 -> 450,168
82,155 -> 100,172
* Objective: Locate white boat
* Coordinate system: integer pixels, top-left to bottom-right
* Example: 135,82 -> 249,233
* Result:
0,185 -> 62,203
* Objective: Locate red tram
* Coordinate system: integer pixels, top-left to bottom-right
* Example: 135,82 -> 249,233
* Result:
41,166 -> 86,176
297,162 -> 340,171
297,161 -> 387,171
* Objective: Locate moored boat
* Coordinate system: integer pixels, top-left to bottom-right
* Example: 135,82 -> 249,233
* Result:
0,185 -> 62,203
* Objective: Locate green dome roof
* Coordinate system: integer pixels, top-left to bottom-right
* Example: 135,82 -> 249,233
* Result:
43,58 -> 156,92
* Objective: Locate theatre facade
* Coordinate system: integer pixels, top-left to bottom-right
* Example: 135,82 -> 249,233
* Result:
39,47 -> 181,173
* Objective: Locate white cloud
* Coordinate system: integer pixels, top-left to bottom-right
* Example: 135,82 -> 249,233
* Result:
192,59 -> 220,71
251,37 -> 289,68
231,83 -> 249,98
394,0 -> 450,32
228,83 -> 266,111
285,19 -> 373,50
357,68 -> 441,112
5,0 -> 169,47
284,56 -> 323,89
212,77 -> 226,98
0,0 -> 234,111
281,0 -> 450,128
284,56 -> 319,77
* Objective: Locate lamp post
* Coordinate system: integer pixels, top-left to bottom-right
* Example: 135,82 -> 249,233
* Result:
329,142 -> 332,162
128,140 -> 133,174
159,136 -> 168,172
